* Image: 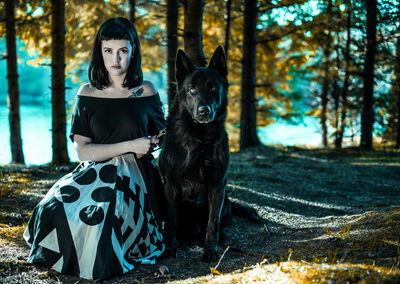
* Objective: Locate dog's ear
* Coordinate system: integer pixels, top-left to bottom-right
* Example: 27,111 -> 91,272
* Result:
208,46 -> 227,78
176,49 -> 195,83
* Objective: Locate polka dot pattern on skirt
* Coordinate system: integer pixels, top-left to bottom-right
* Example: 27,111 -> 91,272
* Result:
79,205 -> 105,226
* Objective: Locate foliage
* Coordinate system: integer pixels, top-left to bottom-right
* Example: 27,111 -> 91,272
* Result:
1,0 -> 400,151
0,0 -> 167,81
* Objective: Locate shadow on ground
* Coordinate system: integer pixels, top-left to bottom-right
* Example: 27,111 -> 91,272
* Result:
0,145 -> 399,283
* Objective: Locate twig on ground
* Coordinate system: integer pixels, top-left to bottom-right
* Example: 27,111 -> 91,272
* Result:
210,246 -> 231,275
214,246 -> 230,271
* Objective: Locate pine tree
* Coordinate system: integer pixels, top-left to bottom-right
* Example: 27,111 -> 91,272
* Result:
51,0 -> 69,164
5,0 -> 25,164
167,0 -> 179,107
182,0 -> 206,66
240,0 -> 261,149
360,0 -> 377,150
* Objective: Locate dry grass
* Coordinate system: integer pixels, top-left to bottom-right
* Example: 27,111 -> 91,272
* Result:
0,146 -> 400,283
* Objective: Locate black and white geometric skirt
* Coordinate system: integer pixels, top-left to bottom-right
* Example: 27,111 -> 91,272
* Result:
24,153 -> 165,280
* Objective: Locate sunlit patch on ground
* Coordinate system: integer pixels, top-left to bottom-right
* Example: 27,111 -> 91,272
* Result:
173,260 -> 400,283
0,147 -> 399,283
0,223 -> 26,246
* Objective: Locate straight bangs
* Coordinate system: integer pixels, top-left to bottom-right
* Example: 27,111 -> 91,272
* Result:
89,17 -> 143,90
99,21 -> 132,43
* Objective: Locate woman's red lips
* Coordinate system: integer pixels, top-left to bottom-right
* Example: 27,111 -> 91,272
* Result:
111,65 -> 121,69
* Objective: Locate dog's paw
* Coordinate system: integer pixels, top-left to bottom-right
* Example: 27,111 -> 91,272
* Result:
201,248 -> 218,262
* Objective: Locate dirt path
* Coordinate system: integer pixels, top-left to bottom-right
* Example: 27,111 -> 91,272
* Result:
0,146 -> 399,283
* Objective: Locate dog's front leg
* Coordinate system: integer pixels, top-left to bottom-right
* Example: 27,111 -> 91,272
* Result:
202,184 -> 225,262
163,182 -> 178,258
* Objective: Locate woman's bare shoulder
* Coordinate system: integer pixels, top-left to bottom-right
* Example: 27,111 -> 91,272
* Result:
140,81 -> 158,97
77,83 -> 99,97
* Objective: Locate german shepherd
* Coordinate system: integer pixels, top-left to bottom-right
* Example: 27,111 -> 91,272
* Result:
159,46 -> 231,262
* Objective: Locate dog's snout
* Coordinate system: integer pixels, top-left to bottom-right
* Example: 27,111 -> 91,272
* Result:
198,106 -> 211,116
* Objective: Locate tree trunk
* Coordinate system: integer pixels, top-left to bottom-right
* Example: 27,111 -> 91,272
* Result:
333,79 -> 340,147
240,0 -> 260,149
395,2 -> 400,149
360,0 -> 377,150
224,0 -> 232,62
167,0 -> 178,107
51,0 -> 69,165
129,0 -> 136,23
397,78 -> 400,148
336,0 -> 352,149
5,0 -> 25,164
320,0 -> 333,148
182,0 -> 206,67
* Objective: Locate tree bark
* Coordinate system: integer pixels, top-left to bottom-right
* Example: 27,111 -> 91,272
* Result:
360,0 -> 377,150
5,0 -> 25,164
240,0 -> 261,149
397,76 -> 400,149
182,0 -> 206,67
224,0 -> 232,62
333,79 -> 340,147
336,0 -> 352,149
129,0 -> 136,23
167,0 -> 179,107
395,8 -> 400,149
320,0 -> 333,148
51,0 -> 69,164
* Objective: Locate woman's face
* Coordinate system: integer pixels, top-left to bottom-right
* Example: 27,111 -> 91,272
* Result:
101,39 -> 135,77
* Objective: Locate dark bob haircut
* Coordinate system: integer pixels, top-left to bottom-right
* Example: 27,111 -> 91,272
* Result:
89,17 -> 143,90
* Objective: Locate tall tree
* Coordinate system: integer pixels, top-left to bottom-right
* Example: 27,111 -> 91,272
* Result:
335,0 -> 352,149
167,0 -> 179,107
129,0 -> 136,23
240,0 -> 261,149
5,0 -> 24,164
51,0 -> 69,164
320,0 -> 333,148
360,0 -> 377,150
394,4 -> 400,149
224,0 -> 232,62
182,0 -> 206,66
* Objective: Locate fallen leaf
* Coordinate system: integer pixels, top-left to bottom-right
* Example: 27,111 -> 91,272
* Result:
210,268 -> 221,275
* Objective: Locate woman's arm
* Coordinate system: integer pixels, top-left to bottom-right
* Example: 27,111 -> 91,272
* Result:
73,134 -> 159,162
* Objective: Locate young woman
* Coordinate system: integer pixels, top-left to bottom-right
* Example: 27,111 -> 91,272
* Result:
24,17 -> 166,280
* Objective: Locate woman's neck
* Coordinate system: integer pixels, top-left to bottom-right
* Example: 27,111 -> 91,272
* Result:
108,74 -> 126,90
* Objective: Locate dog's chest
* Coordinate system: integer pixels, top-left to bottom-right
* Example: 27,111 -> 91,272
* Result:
181,183 -> 208,204
179,153 -> 223,202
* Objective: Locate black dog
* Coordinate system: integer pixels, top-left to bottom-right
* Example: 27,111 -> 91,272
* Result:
159,46 -> 231,262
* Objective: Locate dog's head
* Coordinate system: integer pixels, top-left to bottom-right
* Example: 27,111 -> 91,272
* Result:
175,46 -> 228,124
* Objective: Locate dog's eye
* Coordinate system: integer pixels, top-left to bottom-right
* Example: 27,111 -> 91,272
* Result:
188,87 -> 196,95
211,87 -> 217,94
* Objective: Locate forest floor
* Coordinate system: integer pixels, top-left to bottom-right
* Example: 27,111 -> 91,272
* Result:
0,145 -> 400,283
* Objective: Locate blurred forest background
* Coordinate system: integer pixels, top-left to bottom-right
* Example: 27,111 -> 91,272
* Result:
1,0 -> 399,165
1,1 -> 400,282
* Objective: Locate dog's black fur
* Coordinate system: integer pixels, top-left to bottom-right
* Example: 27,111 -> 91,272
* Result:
159,46 -> 231,262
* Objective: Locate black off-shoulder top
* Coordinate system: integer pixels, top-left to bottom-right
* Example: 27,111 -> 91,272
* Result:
69,94 -> 165,144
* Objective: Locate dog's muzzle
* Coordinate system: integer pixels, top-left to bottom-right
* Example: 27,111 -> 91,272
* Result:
195,105 -> 214,123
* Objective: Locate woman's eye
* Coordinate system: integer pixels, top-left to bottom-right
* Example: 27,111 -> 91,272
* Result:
104,49 -> 112,53
121,49 -> 128,53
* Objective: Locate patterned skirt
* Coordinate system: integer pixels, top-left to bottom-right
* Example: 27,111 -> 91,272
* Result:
24,153 -> 165,280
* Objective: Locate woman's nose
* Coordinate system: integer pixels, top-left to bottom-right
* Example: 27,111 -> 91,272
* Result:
113,52 -> 121,62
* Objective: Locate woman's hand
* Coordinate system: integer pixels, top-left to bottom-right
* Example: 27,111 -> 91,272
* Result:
72,134 -> 160,162
131,136 -> 159,157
